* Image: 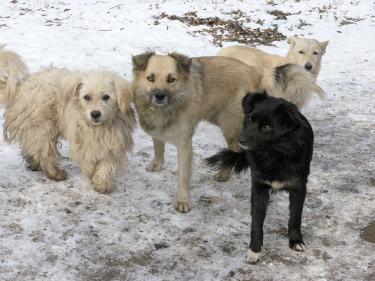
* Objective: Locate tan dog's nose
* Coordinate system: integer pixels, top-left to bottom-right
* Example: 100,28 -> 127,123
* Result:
304,63 -> 313,71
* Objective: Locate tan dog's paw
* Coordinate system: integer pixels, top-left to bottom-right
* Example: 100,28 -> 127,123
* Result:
146,160 -> 164,172
292,243 -> 305,252
94,182 -> 114,193
214,170 -> 231,182
246,249 -> 260,264
46,169 -> 67,181
175,201 -> 190,213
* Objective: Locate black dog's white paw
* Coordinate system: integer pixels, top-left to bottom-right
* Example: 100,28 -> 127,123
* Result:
246,249 -> 260,264
292,243 -> 305,252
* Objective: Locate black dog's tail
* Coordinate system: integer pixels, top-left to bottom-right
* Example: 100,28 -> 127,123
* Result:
206,149 -> 249,174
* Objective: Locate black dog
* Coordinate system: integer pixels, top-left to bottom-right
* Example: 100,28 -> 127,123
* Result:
207,92 -> 314,264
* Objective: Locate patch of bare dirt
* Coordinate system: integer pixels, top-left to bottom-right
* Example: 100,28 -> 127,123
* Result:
154,11 -> 286,47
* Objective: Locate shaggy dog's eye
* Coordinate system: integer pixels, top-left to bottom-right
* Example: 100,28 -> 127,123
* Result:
102,95 -> 110,101
313,51 -> 319,55
83,95 -> 91,101
167,75 -> 176,83
147,74 -> 155,82
298,50 -> 304,54
261,124 -> 272,132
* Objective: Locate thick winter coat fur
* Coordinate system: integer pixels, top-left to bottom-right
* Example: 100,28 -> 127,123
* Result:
132,52 -> 320,212
207,92 -> 314,264
0,46 -> 135,192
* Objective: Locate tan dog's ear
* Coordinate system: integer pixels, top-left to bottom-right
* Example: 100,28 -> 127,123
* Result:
112,77 -> 133,113
62,74 -> 82,97
132,52 -> 155,72
168,52 -> 192,75
287,36 -> 298,46
319,40 -> 329,54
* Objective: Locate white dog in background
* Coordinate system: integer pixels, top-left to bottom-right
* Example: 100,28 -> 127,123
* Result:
218,36 -> 329,107
0,46 -> 136,193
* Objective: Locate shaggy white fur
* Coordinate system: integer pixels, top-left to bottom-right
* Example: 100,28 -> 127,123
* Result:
0,46 -> 136,192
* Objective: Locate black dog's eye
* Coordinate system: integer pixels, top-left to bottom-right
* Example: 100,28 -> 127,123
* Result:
102,95 -> 110,101
261,124 -> 272,132
147,74 -> 155,82
83,95 -> 91,101
298,50 -> 304,54
167,75 -> 176,83
313,51 -> 319,55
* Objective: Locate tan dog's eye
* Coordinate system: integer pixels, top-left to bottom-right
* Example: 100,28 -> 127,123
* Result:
167,75 -> 176,83
102,95 -> 110,101
313,51 -> 319,55
146,74 -> 155,82
298,50 -> 304,54
83,95 -> 91,101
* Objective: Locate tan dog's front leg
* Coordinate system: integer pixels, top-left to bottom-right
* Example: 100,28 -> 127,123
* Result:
175,140 -> 192,213
91,160 -> 117,193
146,138 -> 165,172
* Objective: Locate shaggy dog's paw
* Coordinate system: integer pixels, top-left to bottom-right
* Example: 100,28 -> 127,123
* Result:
291,242 -> 305,252
47,169 -> 67,181
175,201 -> 190,213
94,183 -> 114,193
246,249 -> 260,264
146,160 -> 164,172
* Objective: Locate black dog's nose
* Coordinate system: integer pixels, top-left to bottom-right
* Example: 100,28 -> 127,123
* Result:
90,110 -> 101,120
155,93 -> 166,101
305,63 -> 313,71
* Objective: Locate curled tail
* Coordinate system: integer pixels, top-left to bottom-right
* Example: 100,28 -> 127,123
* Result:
206,149 -> 249,174
261,64 -> 326,109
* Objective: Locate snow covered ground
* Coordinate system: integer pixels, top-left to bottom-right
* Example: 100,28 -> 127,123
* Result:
0,0 -> 374,280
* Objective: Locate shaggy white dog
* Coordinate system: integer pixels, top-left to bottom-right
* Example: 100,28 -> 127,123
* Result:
0,45 -> 136,193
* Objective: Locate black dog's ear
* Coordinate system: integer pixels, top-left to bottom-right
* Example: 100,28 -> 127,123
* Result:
275,102 -> 301,134
132,52 -> 155,72
242,92 -> 268,114
168,52 -> 192,75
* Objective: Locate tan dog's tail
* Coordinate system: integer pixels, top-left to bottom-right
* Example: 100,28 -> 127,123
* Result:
260,64 -> 325,109
0,45 -> 29,105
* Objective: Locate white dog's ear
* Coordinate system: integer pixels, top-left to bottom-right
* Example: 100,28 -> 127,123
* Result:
287,36 -> 298,46
63,75 -> 82,97
112,77 -> 133,113
319,40 -> 329,54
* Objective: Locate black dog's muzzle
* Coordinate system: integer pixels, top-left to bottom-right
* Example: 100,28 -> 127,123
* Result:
150,89 -> 170,106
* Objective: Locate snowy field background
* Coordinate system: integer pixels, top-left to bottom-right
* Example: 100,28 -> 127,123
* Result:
0,0 -> 374,280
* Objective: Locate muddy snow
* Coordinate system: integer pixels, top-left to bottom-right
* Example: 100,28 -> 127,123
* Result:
0,1 -> 374,280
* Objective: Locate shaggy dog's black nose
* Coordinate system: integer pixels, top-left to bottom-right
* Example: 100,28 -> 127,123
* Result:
91,111 -> 101,120
155,93 -> 166,102
304,63 -> 313,71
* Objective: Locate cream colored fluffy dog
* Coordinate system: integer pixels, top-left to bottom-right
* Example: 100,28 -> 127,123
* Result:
0,46 -> 135,192
218,36 -> 328,108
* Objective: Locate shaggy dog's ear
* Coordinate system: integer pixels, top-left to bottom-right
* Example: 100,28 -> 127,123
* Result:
319,40 -> 329,54
287,36 -> 298,46
168,52 -> 192,76
132,52 -> 155,72
0,69 -> 8,83
112,77 -> 133,113
242,92 -> 268,114
275,103 -> 301,134
62,75 -> 82,97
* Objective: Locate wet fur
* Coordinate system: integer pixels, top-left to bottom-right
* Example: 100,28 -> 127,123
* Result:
207,92 -> 314,263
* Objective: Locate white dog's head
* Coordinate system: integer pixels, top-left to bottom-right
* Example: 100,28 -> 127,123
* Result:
64,71 -> 133,126
0,45 -> 29,104
286,36 -> 329,77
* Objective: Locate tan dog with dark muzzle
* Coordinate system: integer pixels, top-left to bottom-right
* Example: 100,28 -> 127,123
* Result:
132,52 -> 323,212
